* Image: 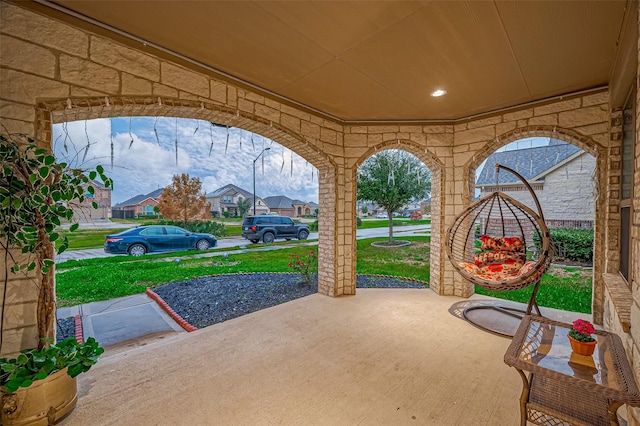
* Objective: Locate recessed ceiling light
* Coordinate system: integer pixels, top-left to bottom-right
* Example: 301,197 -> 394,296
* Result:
430,89 -> 447,97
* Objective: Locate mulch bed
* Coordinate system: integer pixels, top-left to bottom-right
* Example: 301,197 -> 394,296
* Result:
152,273 -> 428,329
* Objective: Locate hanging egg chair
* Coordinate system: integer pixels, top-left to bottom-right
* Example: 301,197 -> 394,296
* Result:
446,164 -> 552,337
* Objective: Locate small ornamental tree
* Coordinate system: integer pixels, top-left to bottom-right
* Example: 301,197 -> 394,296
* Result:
158,173 -> 210,222
0,133 -> 112,351
357,150 -> 431,242
237,197 -> 252,217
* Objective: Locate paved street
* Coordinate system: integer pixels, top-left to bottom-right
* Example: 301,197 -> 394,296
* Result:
55,224 -> 430,263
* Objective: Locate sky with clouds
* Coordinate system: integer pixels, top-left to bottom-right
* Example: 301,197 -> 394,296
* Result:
52,118 -> 550,206
52,117 -> 320,206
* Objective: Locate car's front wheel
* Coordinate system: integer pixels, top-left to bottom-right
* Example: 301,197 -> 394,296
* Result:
196,239 -> 211,251
298,230 -> 309,240
262,232 -> 275,243
128,243 -> 147,257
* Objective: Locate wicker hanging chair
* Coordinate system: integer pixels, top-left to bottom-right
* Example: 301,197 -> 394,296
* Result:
446,164 -> 552,337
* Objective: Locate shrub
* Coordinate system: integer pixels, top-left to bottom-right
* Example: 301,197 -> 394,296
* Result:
309,220 -> 319,231
535,228 -> 593,264
288,250 -> 317,284
148,220 -> 227,237
356,217 -> 362,228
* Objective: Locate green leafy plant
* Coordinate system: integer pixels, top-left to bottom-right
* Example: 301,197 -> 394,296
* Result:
288,250 -> 317,284
1,132 -> 111,350
0,337 -> 104,393
534,228 -> 593,264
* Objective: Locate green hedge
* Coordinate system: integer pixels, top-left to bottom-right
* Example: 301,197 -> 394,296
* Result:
536,228 -> 593,263
144,220 -> 227,237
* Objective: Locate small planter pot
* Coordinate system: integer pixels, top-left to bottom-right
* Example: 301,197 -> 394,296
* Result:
567,335 -> 597,357
1,367 -> 77,426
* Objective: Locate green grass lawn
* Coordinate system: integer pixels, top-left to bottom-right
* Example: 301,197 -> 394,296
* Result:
57,228 -> 125,250
55,234 -> 591,314
475,267 -> 592,314
357,219 -> 430,230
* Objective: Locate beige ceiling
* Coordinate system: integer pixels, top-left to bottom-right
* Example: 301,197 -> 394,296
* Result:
28,0 -> 631,122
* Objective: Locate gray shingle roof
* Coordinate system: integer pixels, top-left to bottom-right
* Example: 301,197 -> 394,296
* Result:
113,188 -> 164,208
264,195 -> 293,209
209,184 -> 254,199
476,139 -> 581,185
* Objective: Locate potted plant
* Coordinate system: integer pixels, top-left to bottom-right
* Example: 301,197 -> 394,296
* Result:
0,132 -> 111,424
567,318 -> 597,356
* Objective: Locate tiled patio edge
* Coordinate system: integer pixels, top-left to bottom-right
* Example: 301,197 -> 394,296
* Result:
146,288 -> 198,332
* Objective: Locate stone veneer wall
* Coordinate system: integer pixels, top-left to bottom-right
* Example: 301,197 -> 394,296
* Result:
0,6 -> 637,412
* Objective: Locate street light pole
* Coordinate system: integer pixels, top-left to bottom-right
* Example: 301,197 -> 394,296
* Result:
253,147 -> 270,215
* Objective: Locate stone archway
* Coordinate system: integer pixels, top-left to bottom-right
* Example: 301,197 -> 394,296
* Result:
466,125 -> 606,321
352,139 -> 444,293
34,95 -> 345,297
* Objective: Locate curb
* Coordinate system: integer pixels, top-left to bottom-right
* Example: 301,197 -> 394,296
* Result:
74,314 -> 84,343
146,288 -> 198,332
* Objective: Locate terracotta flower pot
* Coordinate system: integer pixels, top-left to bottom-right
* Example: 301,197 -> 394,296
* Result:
568,334 -> 597,356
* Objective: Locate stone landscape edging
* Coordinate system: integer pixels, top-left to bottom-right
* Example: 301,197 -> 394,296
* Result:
146,288 -> 198,332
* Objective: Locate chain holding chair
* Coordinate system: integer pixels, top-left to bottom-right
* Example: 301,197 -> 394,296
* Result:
446,164 -> 553,337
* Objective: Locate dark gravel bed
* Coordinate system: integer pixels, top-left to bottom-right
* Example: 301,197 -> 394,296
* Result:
56,317 -> 75,342
153,273 -> 428,329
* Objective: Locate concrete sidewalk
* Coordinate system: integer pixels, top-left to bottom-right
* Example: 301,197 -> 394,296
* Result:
57,294 -> 186,353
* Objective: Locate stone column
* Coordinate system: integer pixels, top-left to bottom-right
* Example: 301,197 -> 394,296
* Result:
317,161 -> 356,297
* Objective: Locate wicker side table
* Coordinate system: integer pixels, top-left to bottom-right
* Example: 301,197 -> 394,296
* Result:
504,315 -> 640,426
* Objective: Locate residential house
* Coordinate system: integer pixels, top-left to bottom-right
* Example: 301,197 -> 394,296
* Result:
475,140 -> 596,230
68,180 -> 112,221
292,199 -> 318,217
112,188 -> 164,219
207,184 -> 268,216
263,195 -> 294,217
264,195 -> 317,217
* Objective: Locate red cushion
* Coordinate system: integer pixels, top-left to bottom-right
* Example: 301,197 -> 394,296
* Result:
479,235 -> 524,252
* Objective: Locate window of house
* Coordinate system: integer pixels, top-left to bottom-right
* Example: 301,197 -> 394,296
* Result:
619,87 -> 635,283
223,195 -> 232,203
141,205 -> 155,216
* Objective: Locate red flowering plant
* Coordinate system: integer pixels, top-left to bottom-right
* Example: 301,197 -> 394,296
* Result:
288,250 -> 317,284
568,319 -> 596,342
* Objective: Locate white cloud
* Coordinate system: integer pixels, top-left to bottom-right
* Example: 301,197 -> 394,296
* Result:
53,117 -> 319,205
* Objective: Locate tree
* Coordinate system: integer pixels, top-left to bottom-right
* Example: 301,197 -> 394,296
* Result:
237,197 -> 252,217
1,133 -> 112,350
361,205 -> 368,216
357,150 -> 431,242
158,174 -> 210,222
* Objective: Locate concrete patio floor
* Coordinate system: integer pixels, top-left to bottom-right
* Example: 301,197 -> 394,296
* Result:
59,289 -> 589,426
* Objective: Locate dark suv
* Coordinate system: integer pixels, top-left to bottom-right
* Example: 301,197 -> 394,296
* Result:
241,215 -> 310,243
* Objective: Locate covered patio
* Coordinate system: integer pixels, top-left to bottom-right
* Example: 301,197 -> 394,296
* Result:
1,1 -> 639,425
61,290 -> 588,426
